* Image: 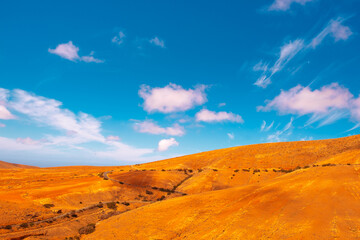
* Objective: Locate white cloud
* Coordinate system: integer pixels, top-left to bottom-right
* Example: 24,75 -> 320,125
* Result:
139,83 -> 207,113
267,118 -> 293,142
254,75 -> 272,88
48,41 -> 79,61
227,133 -> 234,140
9,89 -> 105,145
311,18 -> 353,48
0,88 -> 15,120
149,36 -> 165,48
157,138 -> 179,152
195,109 -> 244,123
261,120 -> 274,132
0,136 -> 44,151
112,31 -> 126,45
0,105 -> 15,120
268,0 -> 314,11
106,135 -> 120,141
254,39 -> 304,88
134,120 -> 185,136
0,88 -> 158,163
258,83 -> 360,126
253,18 -> 352,88
48,41 -> 103,63
258,83 -> 352,115
0,123 -> 5,127
16,137 -> 42,145
218,103 -> 226,107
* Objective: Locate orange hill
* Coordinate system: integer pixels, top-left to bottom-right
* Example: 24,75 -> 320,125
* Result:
0,160 -> 38,169
84,135 -> 360,240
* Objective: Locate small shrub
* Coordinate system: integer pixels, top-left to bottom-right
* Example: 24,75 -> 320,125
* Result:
188,169 -> 193,173
152,186 -> 158,190
29,222 -> 34,227
4,225 -> 11,230
243,169 -> 250,172
43,203 -> 55,208
253,169 -> 260,173
79,201 -> 82,204
234,169 -> 239,173
347,163 -> 351,165
122,202 -> 130,206
78,223 -> 96,235
20,223 -> 29,228
303,165 -> 310,169
213,169 -> 218,172
157,196 -> 166,201
146,190 -> 153,195
106,202 -> 117,210
161,169 -> 166,171
198,169 -> 203,172
273,169 -> 277,172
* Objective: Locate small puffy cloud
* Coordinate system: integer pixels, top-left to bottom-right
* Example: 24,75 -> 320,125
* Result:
218,103 -> 226,107
269,0 -> 314,11
157,138 -> 179,152
81,54 -> 104,63
149,36 -> 165,48
258,83 -> 352,115
0,123 -> 5,127
106,135 -> 120,141
134,120 -> 185,136
311,19 -> 353,48
48,41 -> 103,63
227,133 -> 234,140
112,31 -> 126,45
48,41 -> 79,61
196,109 -> 244,123
139,83 -> 207,113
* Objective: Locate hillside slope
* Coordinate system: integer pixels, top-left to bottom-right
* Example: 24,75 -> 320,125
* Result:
0,160 -> 38,169
84,135 -> 360,240
85,164 -> 360,240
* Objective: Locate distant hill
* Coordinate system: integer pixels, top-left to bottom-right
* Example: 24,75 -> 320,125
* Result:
0,160 -> 38,169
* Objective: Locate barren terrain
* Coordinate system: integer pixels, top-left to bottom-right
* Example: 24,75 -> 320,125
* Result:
1,135 -> 360,239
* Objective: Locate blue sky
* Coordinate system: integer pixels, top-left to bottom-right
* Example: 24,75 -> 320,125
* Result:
0,0 -> 359,167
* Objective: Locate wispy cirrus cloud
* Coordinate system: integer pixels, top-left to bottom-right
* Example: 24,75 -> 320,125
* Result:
48,41 -> 103,63
267,118 -> 293,142
254,39 -> 304,88
253,18 -> 352,88
260,120 -> 274,132
134,120 -> 185,136
139,83 -> 207,113
268,0 -> 315,11
195,109 -> 244,123
0,88 -> 156,163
